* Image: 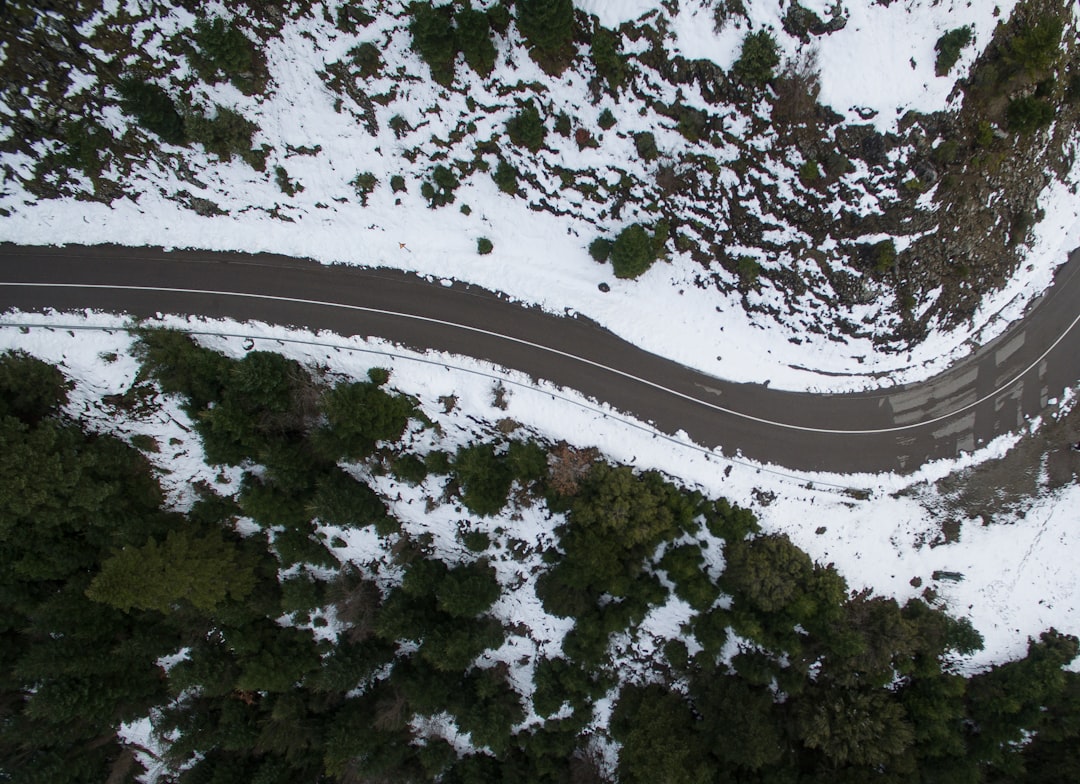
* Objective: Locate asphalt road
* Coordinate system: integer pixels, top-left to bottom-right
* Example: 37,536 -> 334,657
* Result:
1,243 -> 1078,474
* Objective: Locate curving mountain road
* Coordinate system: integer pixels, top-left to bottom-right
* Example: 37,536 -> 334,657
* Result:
1,243 -> 1079,474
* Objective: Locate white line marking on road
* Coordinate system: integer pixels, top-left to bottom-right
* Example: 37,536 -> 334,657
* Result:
3,281 -> 1079,436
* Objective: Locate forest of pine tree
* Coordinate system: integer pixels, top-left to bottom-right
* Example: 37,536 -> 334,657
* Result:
1,335 -> 1079,783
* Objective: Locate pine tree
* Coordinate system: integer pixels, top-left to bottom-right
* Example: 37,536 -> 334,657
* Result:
456,4 -> 497,77
515,0 -> 577,75
409,2 -> 458,86
87,529 -> 256,614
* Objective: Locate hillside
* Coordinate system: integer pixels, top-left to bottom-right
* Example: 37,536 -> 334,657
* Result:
1,0 -> 1079,388
1,325 -> 1079,783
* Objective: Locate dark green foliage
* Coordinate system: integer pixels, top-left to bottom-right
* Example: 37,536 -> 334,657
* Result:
436,560 -> 501,618
1006,95 -> 1055,133
633,131 -> 658,161
135,328 -> 234,414
703,496 -> 760,540
0,350 -> 68,424
611,684 -> 712,784
477,237 -> 494,255
457,5 -> 497,77
453,441 -> 515,515
194,351 -> 317,465
390,173 -> 407,193
451,667 -> 524,755
117,78 -> 186,145
733,30 -> 781,87
274,165 -> 302,196
60,119 -> 111,178
87,529 -> 256,613
311,468 -> 388,529
1003,16 -> 1064,77
352,171 -> 378,205
505,99 -> 546,152
316,378 -> 416,460
598,107 -> 616,130
515,0 -> 577,75
935,27 -> 973,76
966,629 -> 1079,768
336,4 -> 376,33
487,3 -> 512,34
794,685 -> 915,767
420,164 -> 461,207
186,106 -> 260,166
192,16 -> 260,93
0,401 -> 178,780
588,237 -> 612,262
350,41 -> 383,79
659,544 -> 719,611
610,222 -> 656,279
691,674 -> 784,770
872,238 -> 897,273
591,26 -> 627,91
493,159 -> 519,194
409,2 -> 458,86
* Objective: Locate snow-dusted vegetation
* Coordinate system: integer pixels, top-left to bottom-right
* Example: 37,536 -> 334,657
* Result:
1,326 -> 1078,783
2,0 -> 1079,388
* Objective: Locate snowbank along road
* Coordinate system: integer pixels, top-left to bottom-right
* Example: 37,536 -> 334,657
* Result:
2,243 -> 1079,474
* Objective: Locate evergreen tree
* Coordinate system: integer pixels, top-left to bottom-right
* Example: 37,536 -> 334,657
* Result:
453,441 -> 515,516
456,3 -> 497,77
409,2 -> 458,86
610,223 -> 656,279
0,350 -> 69,424
515,0 -> 577,75
117,78 -> 186,145
87,529 -> 257,614
505,99 -> 547,152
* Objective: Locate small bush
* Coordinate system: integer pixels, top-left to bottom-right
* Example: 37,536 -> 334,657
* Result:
589,238 -> 613,263
477,238 -> 494,255
610,223 -> 656,279
392,454 -> 429,486
934,27 -> 972,77
598,108 -> 616,130
421,165 -> 460,207
506,100 -> 546,153
872,239 -> 897,273
193,16 -> 260,93
634,131 -> 658,161
337,5 -> 375,33
591,26 -> 627,91
350,42 -> 383,79
390,174 -> 406,193
352,172 -> 378,205
275,166 -> 303,196
973,120 -> 995,148
798,159 -> 820,184
733,30 -> 780,87
713,0 -> 747,31
117,78 -> 186,145
492,160 -> 519,195
186,106 -> 259,165
736,255 -> 761,287
1006,95 -> 1055,134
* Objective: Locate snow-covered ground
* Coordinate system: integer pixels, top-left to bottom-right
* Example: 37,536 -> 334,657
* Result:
2,0 -> 1078,393
2,309 -> 1075,671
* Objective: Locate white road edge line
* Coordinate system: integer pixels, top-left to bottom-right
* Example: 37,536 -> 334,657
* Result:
2,281 -> 1078,436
